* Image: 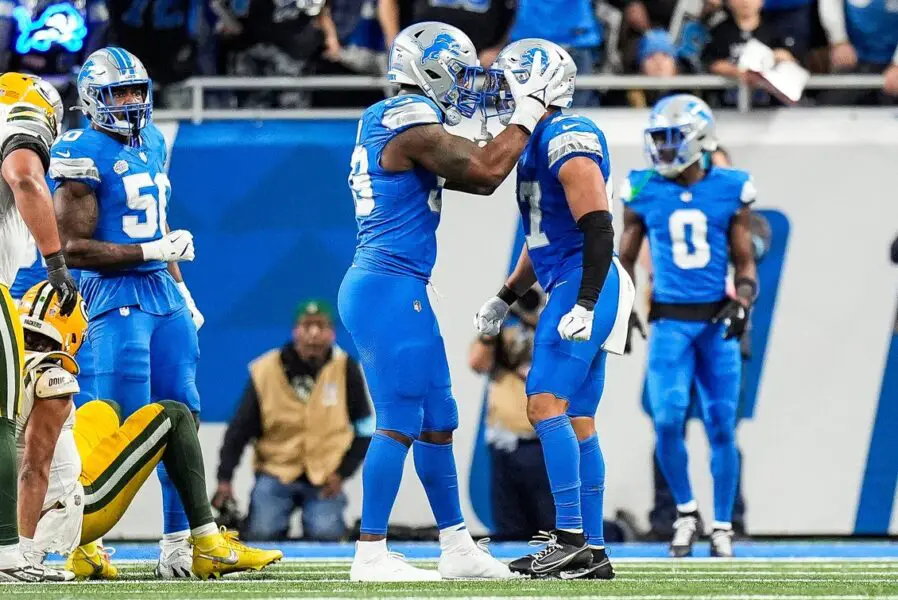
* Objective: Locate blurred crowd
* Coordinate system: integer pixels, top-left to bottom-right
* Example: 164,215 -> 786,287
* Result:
3,0 -> 896,110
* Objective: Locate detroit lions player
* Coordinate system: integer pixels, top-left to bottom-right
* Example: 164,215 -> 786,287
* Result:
474,40 -> 633,578
339,22 -> 570,582
618,95 -> 757,558
49,47 -> 205,578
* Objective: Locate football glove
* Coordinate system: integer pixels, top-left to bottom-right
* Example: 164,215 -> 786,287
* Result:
624,312 -> 647,354
558,304 -> 593,341
474,296 -> 511,336
177,282 -> 204,331
44,251 -> 78,316
141,230 -> 195,263
505,50 -> 568,133
713,299 -> 749,340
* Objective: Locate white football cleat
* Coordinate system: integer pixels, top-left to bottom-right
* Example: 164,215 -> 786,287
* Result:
350,541 -> 441,582
155,538 -> 194,579
438,529 -> 512,580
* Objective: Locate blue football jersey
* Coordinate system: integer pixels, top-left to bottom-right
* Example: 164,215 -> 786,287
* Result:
623,166 -> 756,304
349,94 -> 445,281
48,124 -> 183,318
846,0 -> 898,65
516,113 -> 612,293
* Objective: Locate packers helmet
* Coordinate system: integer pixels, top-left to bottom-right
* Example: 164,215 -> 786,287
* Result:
18,281 -> 88,356
0,72 -> 62,138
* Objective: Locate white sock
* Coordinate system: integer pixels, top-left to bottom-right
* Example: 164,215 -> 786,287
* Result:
161,530 -> 190,546
559,528 -> 583,535
355,539 -> 387,561
191,523 -> 218,539
677,500 -> 698,514
0,542 -> 22,568
589,545 -> 605,550
712,521 -> 732,531
439,523 -> 472,551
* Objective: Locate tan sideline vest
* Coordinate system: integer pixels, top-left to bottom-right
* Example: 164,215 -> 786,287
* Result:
250,348 -> 354,486
487,370 -> 534,435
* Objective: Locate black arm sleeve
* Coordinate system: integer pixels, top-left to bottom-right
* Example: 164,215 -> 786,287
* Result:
2,134 -> 50,171
336,357 -> 372,480
576,210 -> 615,310
216,381 -> 263,482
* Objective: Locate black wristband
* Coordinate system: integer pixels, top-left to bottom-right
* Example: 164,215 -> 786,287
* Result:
497,285 -> 519,306
44,250 -> 67,270
734,277 -> 757,307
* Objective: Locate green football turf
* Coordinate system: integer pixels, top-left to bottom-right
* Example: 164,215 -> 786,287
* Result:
2,560 -> 897,599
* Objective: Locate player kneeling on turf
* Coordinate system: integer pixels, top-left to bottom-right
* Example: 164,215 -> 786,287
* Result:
15,281 -> 283,579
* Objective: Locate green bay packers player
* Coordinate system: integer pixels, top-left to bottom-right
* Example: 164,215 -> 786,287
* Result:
0,73 -> 78,582
16,282 -> 283,580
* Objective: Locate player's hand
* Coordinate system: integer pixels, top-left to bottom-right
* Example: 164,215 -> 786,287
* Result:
830,41 -> 857,72
140,230 -> 195,263
624,312 -> 647,354
558,304 -> 593,341
44,250 -> 78,316
474,296 -> 510,336
320,474 -> 343,499
211,482 -> 234,510
505,49 -> 567,133
713,299 -> 750,340
177,282 -> 204,331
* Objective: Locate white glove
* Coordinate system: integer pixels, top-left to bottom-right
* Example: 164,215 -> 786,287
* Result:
474,296 -> 511,336
505,50 -> 568,133
141,230 -> 195,263
177,282 -> 205,331
557,304 -> 594,341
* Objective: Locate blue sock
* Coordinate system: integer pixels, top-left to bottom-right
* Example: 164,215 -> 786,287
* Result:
654,419 -> 694,508
360,432 -> 410,535
709,424 -> 739,523
157,463 -> 189,535
413,440 -> 464,530
534,415 -> 581,531
578,434 -> 605,546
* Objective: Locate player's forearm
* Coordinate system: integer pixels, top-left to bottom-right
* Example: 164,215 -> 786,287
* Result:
63,238 -> 145,269
505,245 -> 537,296
466,126 -> 531,191
4,156 -> 62,256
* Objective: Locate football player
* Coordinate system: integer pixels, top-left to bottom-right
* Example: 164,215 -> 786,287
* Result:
50,47 -> 204,577
339,21 -> 569,581
618,95 -> 757,558
473,40 -> 634,578
15,282 -> 282,580
0,73 -> 78,582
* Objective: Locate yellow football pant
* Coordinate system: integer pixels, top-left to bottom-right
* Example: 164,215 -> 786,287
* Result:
75,401 -> 169,545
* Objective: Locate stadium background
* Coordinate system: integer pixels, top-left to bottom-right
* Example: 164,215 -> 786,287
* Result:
97,108 -> 898,540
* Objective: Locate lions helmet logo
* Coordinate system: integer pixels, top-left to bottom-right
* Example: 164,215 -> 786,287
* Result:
420,33 -> 461,64
520,46 -> 550,74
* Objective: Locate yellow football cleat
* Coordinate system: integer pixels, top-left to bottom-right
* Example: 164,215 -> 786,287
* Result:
65,542 -> 118,580
190,527 -> 283,580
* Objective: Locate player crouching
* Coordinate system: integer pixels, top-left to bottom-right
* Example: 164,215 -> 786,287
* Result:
15,282 -> 283,579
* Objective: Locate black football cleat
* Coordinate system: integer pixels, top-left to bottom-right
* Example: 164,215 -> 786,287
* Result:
509,530 -> 592,578
558,547 -> 615,580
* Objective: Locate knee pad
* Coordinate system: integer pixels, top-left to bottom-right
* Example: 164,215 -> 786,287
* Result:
704,404 -> 737,447
393,343 -> 432,398
422,388 -> 458,433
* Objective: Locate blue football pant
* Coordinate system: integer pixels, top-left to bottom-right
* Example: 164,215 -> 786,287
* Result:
647,318 -> 741,523
89,304 -> 200,534
74,334 -> 97,406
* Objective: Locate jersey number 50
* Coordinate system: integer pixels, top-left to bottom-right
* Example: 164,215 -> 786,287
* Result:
122,172 -> 171,239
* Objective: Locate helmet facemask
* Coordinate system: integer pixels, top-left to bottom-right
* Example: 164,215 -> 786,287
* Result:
88,80 -> 152,142
644,124 -> 702,178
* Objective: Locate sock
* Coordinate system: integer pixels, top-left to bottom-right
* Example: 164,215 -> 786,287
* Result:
0,418 -> 17,547
438,523 -> 474,552
360,433 -> 410,535
191,523 -> 219,540
712,521 -> 733,531
709,426 -> 740,524
157,402 -> 215,531
578,434 -> 605,547
654,419 -> 694,508
534,415 -> 582,531
162,530 -> 189,545
413,440 -> 464,530
0,542 -> 20,568
677,500 -> 698,514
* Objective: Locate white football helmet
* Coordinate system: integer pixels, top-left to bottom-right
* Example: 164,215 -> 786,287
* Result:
77,47 -> 152,140
486,39 -> 576,125
386,21 -> 482,126
644,94 -> 718,178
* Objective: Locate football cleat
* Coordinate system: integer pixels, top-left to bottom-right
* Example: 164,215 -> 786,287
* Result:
670,512 -> 703,558
439,537 -> 512,580
0,562 -> 74,582
155,538 -> 194,579
66,542 -> 118,580
191,528 -> 282,580
509,530 -> 592,577
558,547 -> 615,580
710,528 -> 734,558
350,543 -> 441,582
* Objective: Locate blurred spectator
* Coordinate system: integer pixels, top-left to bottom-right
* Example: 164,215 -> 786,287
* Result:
213,300 -> 372,541
108,0 -> 204,108
761,0 -> 811,62
613,0 -> 678,70
379,0 -> 514,67
0,0 -> 108,123
469,289 -> 555,541
375,0 -> 413,49
819,0 -> 898,104
510,0 -> 602,105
